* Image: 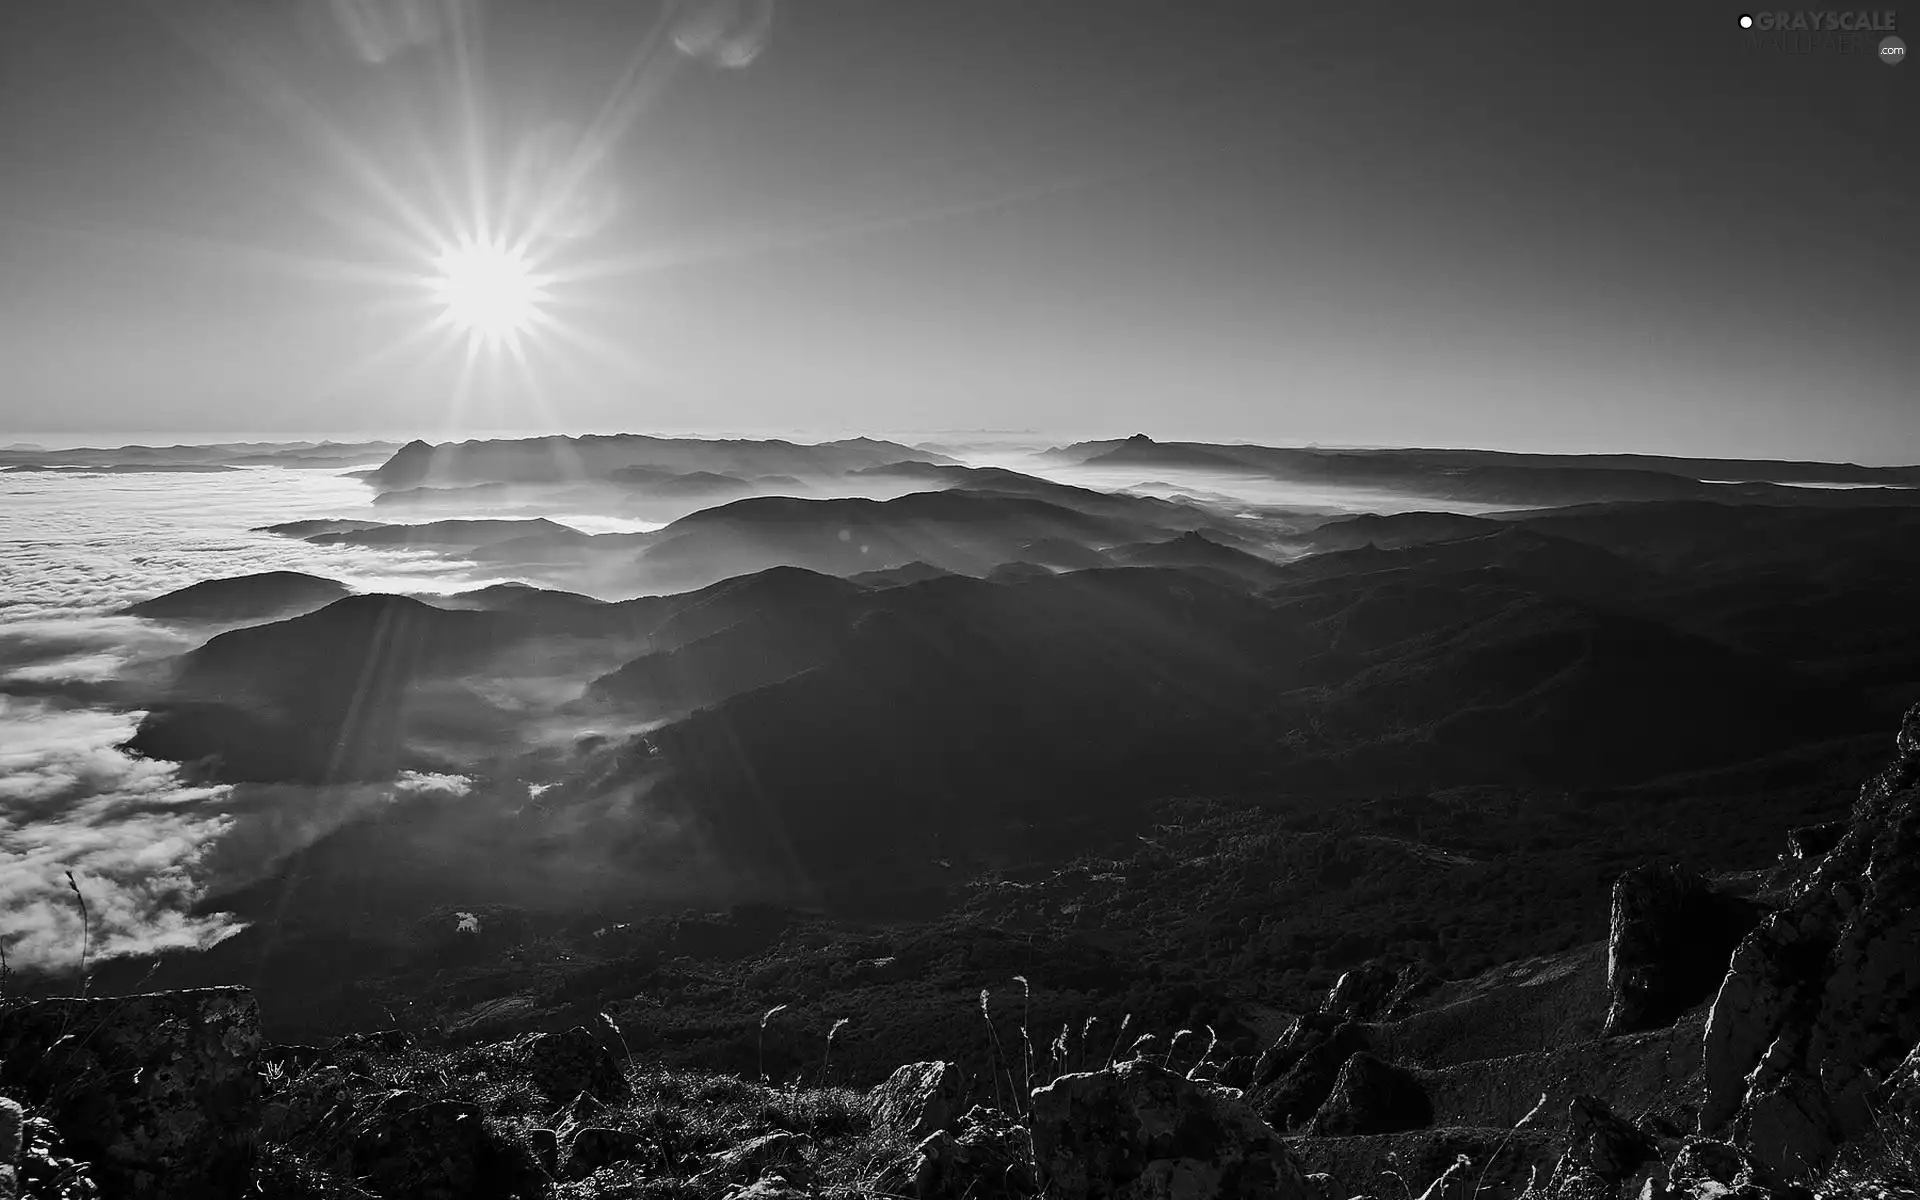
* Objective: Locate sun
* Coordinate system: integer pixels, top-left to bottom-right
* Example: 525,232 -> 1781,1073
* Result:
428,237 -> 548,347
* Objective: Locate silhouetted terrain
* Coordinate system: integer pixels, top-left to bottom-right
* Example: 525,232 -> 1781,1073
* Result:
121,571 -> 350,623
1047,434 -> 1920,508
364,433 -> 953,491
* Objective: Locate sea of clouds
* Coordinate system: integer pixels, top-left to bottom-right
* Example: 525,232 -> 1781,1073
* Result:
0,466 -> 506,972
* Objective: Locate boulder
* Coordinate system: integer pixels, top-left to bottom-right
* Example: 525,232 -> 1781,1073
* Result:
724,1179 -> 812,1200
1,1097 -> 21,1200
696,1131 -> 814,1191
1308,1052 -> 1432,1137
1539,1095 -> 1656,1199
1699,704 -> 1920,1180
565,1126 -> 647,1179
347,1090 -> 540,1200
911,1105 -> 1035,1200
528,1126 -> 559,1175
1602,863 -> 1764,1037
0,987 -> 261,1199
525,1025 -> 628,1103
870,1061 -> 964,1142
1663,1137 -> 1793,1199
1029,1061 -> 1313,1199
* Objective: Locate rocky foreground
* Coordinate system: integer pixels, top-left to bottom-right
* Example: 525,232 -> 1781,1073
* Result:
4,705 -> 1919,1200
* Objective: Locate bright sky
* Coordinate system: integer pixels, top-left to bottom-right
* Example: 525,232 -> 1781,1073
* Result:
0,1 -> 1914,461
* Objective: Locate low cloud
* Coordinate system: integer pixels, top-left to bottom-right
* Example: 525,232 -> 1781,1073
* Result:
0,697 -> 241,970
0,694 -> 480,973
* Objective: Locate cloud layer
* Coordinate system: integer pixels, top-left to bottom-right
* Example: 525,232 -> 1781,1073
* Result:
0,468 -> 503,973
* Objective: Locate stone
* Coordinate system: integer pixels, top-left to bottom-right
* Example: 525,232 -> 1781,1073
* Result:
912,1105 -> 1035,1200
1602,862 -> 1764,1037
347,1090 -> 540,1200
524,1024 -> 628,1103
1540,1094 -> 1657,1198
870,1060 -> 964,1142
565,1125 -> 646,1179
0,987 -> 261,1199
528,1126 -> 559,1175
14,1109 -> 101,1200
1664,1138 -> 1788,1200
1307,1052 -> 1432,1137
0,1097 -> 21,1200
696,1130 -> 814,1190
724,1179 -> 812,1200
1319,963 -> 1397,1022
1248,1016 -> 1371,1132
1029,1061 -> 1314,1199
1698,704 -> 1920,1181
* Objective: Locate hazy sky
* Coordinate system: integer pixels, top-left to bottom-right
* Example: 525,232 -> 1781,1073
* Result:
0,1 -> 1914,460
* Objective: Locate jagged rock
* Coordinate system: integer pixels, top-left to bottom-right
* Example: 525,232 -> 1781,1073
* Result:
14,1107 -> 102,1200
911,1105 -> 1035,1200
1,1097 -> 21,1200
1308,1052 -> 1432,1136
1029,1061 -> 1313,1198
1321,963 -> 1398,1022
1784,822 -> 1844,862
696,1131 -> 814,1190
348,1090 -> 540,1199
0,987 -> 260,1199
565,1126 -> 647,1179
1700,704 -> 1920,1180
725,1179 -> 811,1200
1249,1016 -> 1371,1131
870,1061 -> 963,1142
1540,1095 -> 1657,1198
525,1024 -> 628,1103
1602,863 -> 1764,1037
528,1126 -> 559,1175
1664,1137 -> 1795,1199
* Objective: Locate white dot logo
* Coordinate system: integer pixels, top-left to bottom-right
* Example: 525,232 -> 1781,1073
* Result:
1738,13 -> 1754,28
1882,35 -> 1908,65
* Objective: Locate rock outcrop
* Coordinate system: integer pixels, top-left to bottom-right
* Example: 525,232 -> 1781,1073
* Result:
524,1025 -> 629,1104
870,1060 -> 964,1142
1308,1052 -> 1432,1137
345,1091 -> 540,1200
695,1131 -> 814,1193
1,1097 -> 20,1200
1601,862 -> 1763,1037
1537,1095 -> 1656,1199
0,987 -> 261,1199
1699,703 -> 1920,1180
1029,1060 -> 1313,1198
1249,1016 -> 1373,1131
1320,964 -> 1398,1023
564,1126 -> 646,1179
908,1105 -> 1035,1200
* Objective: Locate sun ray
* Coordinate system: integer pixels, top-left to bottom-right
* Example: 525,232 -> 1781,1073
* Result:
510,2 -> 683,258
